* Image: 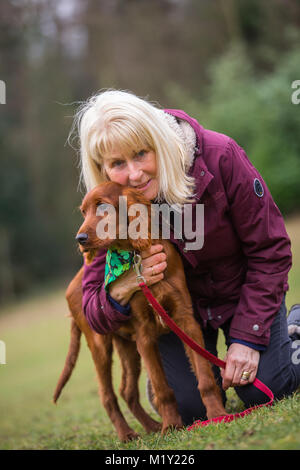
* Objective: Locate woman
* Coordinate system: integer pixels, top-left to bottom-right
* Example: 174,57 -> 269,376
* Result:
74,89 -> 300,425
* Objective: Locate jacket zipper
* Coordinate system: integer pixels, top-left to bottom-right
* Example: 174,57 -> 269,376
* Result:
207,307 -> 212,321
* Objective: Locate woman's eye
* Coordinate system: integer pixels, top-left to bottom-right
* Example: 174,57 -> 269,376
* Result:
111,160 -> 124,167
136,150 -> 146,157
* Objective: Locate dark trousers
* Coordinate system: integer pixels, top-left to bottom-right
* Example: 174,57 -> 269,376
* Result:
157,297 -> 300,426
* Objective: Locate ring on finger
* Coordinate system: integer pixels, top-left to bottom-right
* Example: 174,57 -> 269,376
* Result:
241,370 -> 251,381
151,266 -> 156,276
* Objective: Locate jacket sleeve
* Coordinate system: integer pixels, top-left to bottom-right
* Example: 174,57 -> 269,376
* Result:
82,249 -> 131,334
220,139 -> 292,346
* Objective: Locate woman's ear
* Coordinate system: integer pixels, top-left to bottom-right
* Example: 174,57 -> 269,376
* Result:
122,187 -> 152,251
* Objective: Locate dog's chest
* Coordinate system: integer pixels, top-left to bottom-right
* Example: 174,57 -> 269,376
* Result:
130,281 -> 174,334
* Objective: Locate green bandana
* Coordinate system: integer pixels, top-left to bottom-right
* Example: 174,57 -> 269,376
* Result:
104,248 -> 134,291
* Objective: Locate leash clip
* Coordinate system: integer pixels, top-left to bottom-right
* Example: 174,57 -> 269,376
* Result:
133,252 -> 146,284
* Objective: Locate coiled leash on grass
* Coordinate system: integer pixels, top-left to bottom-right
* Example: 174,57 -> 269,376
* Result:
133,254 -> 274,430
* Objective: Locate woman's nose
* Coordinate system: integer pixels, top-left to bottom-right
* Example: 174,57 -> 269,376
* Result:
128,164 -> 143,182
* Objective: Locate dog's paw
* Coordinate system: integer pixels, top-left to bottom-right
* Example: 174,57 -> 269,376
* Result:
145,420 -> 161,433
161,418 -> 183,435
120,430 -> 140,442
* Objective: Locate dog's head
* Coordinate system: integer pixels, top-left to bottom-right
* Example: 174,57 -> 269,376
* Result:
76,181 -> 153,255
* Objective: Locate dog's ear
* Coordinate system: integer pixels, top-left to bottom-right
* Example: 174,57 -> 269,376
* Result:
121,187 -> 152,251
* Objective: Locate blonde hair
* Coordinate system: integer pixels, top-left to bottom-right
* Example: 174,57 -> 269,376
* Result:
70,89 -> 195,206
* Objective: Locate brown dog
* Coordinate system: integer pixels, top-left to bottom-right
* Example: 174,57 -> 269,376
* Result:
53,264 -> 161,442
54,182 -> 227,438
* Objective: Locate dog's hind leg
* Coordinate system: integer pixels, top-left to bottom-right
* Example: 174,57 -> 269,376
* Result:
87,332 -> 140,442
113,335 -> 161,434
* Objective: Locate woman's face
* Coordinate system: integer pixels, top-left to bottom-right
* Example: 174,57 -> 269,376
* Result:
103,148 -> 159,201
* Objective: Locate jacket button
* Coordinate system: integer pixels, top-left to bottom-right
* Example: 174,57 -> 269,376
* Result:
183,247 -> 188,253
100,305 -> 104,310
200,170 -> 205,176
252,324 -> 259,331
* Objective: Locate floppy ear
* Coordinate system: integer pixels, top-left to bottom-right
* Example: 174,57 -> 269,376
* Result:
122,187 -> 152,251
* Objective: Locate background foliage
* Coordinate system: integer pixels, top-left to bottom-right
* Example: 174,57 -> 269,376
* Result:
0,0 -> 300,302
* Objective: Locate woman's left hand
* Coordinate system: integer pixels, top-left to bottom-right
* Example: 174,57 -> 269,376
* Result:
221,343 -> 260,391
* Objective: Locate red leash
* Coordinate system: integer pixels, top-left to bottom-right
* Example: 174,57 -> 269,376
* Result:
139,281 -> 274,430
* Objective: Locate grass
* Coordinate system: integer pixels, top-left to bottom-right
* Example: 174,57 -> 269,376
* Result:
0,215 -> 300,450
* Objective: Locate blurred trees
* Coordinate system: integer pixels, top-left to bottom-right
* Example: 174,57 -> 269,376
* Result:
0,0 -> 300,303
166,41 -> 300,213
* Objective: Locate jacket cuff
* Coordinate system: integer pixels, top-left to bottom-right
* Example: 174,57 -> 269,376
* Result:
83,283 -> 131,335
106,292 -> 131,316
229,337 -> 266,352
229,314 -> 270,347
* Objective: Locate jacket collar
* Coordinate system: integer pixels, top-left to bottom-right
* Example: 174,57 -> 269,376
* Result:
163,108 -> 213,201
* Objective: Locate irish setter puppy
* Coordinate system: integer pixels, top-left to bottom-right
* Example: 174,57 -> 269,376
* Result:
53,264 -> 161,442
70,181 -> 227,434
53,262 -> 161,442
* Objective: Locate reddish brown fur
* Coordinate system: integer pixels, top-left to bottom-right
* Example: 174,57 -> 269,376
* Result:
54,182 -> 227,440
53,266 -> 160,442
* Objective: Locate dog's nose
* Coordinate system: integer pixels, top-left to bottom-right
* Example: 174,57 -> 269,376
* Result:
76,233 -> 88,245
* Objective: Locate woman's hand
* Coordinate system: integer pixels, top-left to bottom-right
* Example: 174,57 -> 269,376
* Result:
108,244 -> 167,306
221,343 -> 260,391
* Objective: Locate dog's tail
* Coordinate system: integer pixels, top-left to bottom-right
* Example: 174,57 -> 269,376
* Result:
53,318 -> 81,403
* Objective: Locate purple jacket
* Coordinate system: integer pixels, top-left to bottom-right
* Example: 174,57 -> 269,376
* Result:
82,109 -> 292,347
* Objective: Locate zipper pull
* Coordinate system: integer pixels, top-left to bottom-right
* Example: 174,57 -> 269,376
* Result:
207,307 -> 212,321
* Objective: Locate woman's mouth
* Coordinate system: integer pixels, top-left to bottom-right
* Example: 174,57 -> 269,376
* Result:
133,179 -> 152,191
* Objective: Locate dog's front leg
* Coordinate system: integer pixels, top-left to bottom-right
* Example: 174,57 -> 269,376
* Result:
135,331 -> 183,435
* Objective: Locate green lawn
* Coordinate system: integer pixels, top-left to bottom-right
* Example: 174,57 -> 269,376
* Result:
0,216 -> 299,450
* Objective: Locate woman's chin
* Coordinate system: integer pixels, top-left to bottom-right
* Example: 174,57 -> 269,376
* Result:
141,181 -> 158,200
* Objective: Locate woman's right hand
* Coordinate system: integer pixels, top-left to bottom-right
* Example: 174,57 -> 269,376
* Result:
108,244 -> 167,306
